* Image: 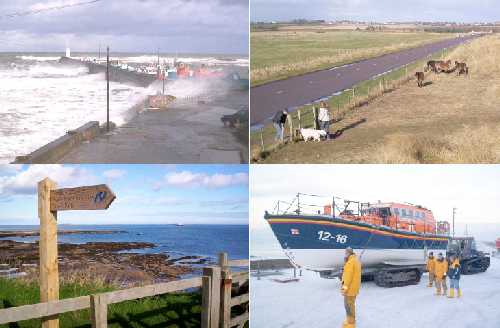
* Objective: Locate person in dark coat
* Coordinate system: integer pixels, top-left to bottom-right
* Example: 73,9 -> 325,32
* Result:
447,255 -> 462,298
272,109 -> 288,142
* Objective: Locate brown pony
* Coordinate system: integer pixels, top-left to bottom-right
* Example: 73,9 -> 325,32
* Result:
436,60 -> 452,73
415,72 -> 425,87
455,61 -> 469,76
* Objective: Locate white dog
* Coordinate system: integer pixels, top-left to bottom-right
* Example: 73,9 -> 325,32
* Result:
300,128 -> 327,142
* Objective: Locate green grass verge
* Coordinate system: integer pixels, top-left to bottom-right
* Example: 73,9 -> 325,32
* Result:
251,30 -> 452,86
0,278 -> 202,328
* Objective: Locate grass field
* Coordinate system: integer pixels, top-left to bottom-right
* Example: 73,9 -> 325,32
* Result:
251,29 -> 453,86
253,34 -> 500,164
0,278 -> 202,328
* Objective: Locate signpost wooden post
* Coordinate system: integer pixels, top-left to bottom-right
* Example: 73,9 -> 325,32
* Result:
38,178 -> 59,328
37,179 -> 116,328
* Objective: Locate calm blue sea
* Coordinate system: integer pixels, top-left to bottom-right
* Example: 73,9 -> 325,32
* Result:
0,224 -> 248,262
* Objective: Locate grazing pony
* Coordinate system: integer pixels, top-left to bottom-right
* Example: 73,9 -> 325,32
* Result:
455,61 -> 469,76
415,72 -> 425,87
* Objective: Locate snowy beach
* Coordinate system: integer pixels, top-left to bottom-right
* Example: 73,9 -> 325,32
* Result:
251,249 -> 500,328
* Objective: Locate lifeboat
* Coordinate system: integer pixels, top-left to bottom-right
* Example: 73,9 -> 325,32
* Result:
265,194 -> 450,271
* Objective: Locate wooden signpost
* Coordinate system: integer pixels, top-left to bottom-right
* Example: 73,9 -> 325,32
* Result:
38,178 -> 116,328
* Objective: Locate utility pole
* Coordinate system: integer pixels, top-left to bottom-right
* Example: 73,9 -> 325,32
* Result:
157,48 -> 160,79
106,46 -> 110,133
98,43 -> 101,61
162,69 -> 165,95
452,207 -> 456,237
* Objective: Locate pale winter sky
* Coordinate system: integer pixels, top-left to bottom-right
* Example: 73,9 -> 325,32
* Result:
0,164 -> 249,225
251,0 -> 497,23
0,0 -> 249,54
251,165 -> 500,242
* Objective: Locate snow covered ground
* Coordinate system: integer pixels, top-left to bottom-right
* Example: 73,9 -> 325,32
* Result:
251,252 -> 500,328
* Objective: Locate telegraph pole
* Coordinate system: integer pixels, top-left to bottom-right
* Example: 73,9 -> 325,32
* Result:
106,46 -> 110,132
452,207 -> 456,237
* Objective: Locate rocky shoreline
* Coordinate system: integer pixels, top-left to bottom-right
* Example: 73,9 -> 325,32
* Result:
0,238 -> 211,287
0,230 -> 126,238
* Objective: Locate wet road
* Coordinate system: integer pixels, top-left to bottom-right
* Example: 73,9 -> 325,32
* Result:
251,34 -> 479,126
59,91 -> 248,164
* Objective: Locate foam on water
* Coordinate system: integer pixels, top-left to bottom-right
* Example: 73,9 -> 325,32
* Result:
74,55 -> 249,67
0,57 -> 149,163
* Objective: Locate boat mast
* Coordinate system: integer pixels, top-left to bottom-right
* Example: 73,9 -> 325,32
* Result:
332,195 -> 335,218
296,193 -> 300,214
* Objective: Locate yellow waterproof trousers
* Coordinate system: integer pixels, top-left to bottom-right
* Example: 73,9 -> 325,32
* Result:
343,296 -> 356,327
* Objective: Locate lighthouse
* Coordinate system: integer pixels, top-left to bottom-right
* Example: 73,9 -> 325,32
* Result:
65,47 -> 71,58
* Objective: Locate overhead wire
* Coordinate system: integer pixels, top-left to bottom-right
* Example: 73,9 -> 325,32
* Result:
0,0 -> 103,20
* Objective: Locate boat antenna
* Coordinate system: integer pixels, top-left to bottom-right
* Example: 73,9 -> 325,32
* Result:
332,195 -> 336,218
296,193 -> 301,215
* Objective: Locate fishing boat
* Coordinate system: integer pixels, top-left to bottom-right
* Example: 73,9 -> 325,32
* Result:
265,193 -> 450,272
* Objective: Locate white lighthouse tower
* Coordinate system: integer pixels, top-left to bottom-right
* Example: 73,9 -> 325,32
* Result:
65,47 -> 71,58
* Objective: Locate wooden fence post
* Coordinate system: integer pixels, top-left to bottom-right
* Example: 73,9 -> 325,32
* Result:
90,294 -> 108,328
220,268 -> 232,328
312,107 -> 318,130
298,109 -> 301,130
201,275 -> 212,328
260,129 -> 264,152
218,252 -> 228,269
38,178 -> 59,328
288,115 -> 293,141
203,266 -> 221,328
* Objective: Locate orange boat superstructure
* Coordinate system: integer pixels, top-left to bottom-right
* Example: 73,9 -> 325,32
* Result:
324,202 -> 446,235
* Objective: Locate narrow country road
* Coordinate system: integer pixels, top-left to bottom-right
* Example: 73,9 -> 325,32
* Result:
250,34 -> 479,126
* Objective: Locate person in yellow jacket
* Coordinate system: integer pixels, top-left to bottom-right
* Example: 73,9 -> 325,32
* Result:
426,252 -> 436,287
341,247 -> 361,328
434,252 -> 448,296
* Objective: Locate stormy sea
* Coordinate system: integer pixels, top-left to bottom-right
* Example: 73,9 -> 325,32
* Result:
0,52 -> 248,163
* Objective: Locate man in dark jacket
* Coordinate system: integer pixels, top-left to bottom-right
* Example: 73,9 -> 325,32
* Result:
447,255 -> 461,298
272,109 -> 288,142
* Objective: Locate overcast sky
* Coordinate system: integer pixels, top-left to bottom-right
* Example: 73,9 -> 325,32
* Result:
251,165 -> 500,244
0,0 -> 248,54
0,164 -> 248,225
251,0 -> 497,23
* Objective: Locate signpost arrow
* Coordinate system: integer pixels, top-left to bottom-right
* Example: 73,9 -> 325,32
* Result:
50,184 -> 116,211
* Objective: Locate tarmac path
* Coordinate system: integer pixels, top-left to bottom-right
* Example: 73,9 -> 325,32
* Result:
250,34 -> 479,126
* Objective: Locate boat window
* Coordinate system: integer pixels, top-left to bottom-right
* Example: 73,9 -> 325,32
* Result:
401,209 -> 406,217
393,208 -> 399,216
379,207 -> 390,218
409,209 -> 413,218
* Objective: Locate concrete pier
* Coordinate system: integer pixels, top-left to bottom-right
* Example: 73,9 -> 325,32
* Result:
59,56 -> 157,87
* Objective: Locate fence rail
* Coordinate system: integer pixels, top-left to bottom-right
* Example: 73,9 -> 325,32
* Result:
0,253 -> 249,328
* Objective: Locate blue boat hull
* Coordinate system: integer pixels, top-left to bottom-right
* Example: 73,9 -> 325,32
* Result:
265,214 -> 449,270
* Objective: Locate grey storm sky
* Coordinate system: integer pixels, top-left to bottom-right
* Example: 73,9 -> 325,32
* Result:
0,0 -> 249,54
251,0 -> 497,23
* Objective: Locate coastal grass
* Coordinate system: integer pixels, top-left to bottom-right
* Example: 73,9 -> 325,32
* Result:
254,35 -> 500,164
0,278 -> 203,328
251,29 -> 453,86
